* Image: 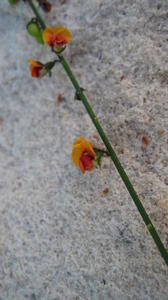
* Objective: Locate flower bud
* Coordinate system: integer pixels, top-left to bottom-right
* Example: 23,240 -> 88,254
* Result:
27,59 -> 57,78
27,21 -> 41,37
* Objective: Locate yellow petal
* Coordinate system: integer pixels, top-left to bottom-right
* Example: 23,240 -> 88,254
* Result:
73,136 -> 85,146
27,59 -> 36,64
53,26 -> 72,42
71,145 -> 84,167
27,59 -> 42,67
81,140 -> 96,157
42,28 -> 55,45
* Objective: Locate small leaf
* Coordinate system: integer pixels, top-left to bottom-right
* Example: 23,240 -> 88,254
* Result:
142,135 -> 150,146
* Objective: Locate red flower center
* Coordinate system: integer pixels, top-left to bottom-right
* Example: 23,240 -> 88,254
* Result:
55,34 -> 67,45
32,66 -> 43,78
79,151 -> 95,173
49,34 -> 68,47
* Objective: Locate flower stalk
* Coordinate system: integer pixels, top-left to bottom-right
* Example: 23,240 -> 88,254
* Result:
28,0 -> 46,30
26,0 -> 168,265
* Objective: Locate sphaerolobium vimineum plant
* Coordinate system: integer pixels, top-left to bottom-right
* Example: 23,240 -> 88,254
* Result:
27,23 -> 103,173
9,0 -> 168,265
27,26 -> 102,172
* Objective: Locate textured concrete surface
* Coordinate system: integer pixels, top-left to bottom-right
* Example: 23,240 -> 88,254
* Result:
0,0 -> 168,299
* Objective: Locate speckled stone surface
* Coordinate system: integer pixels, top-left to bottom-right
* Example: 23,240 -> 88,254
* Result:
0,0 -> 168,299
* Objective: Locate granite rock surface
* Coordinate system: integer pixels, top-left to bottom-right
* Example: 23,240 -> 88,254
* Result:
0,0 -> 168,299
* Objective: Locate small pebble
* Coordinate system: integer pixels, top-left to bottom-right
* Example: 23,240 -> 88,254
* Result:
120,74 -> 125,81
157,128 -> 164,137
103,188 -> 109,195
142,135 -> 150,146
57,93 -> 62,106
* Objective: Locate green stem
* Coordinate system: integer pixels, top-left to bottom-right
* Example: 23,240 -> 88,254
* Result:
27,0 -> 168,265
28,0 -> 46,29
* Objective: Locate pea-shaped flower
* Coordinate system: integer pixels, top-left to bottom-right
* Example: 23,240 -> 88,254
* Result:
28,59 -> 57,78
28,60 -> 44,78
42,26 -> 72,51
71,137 -> 96,174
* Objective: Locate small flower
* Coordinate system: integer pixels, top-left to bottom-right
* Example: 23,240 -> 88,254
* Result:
27,59 -> 44,78
42,26 -> 72,51
27,59 -> 57,78
71,137 -> 96,174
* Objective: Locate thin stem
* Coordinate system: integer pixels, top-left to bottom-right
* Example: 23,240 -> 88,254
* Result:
28,0 -> 46,29
26,0 -> 168,265
59,55 -> 168,265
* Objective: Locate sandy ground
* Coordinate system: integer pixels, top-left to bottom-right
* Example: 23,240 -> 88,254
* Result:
0,0 -> 168,299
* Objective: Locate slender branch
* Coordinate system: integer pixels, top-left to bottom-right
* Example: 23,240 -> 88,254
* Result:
28,0 -> 46,29
26,0 -> 168,265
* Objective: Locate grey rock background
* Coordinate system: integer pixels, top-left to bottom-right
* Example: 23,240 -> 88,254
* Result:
0,0 -> 168,299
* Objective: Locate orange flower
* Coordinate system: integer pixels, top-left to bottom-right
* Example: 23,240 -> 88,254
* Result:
42,26 -> 72,51
27,59 -> 44,78
72,137 -> 96,174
